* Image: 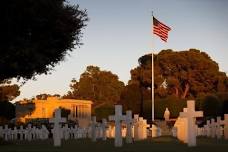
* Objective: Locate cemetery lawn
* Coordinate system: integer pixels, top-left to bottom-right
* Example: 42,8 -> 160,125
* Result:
1,136 -> 228,152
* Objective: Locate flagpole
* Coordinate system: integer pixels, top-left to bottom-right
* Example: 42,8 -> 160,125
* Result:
151,11 -> 155,122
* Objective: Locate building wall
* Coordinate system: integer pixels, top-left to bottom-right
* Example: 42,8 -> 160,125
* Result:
16,97 -> 92,127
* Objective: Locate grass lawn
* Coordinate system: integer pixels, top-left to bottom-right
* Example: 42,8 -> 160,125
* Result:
1,136 -> 228,152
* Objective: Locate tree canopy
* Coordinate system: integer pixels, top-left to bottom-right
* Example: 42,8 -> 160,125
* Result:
131,49 -> 228,99
63,66 -> 124,120
0,0 -> 88,82
35,93 -> 60,100
120,49 -> 228,119
64,65 -> 125,118
0,83 -> 20,102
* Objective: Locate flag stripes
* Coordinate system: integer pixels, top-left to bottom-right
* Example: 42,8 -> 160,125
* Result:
153,17 -> 171,42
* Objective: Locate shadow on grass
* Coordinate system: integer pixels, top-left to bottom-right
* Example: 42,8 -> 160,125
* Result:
0,136 -> 228,152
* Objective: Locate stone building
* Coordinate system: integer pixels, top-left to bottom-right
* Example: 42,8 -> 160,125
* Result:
16,97 -> 92,127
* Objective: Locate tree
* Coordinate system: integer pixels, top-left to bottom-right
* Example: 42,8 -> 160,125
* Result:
0,81 -> 20,122
0,83 -> 20,102
202,95 -> 220,117
64,65 -> 125,118
124,49 -> 228,118
0,101 -> 15,124
36,93 -> 60,100
59,107 -> 71,119
133,49 -> 228,99
0,0 -> 88,82
119,83 -> 142,114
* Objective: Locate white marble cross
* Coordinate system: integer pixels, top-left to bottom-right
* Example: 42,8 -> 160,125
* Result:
27,124 -> 32,141
18,126 -> 24,140
180,100 -> 203,147
133,114 -> 139,140
40,125 -> 49,140
62,124 -> 70,140
49,108 -> 66,147
32,126 -> 38,140
174,117 -> 187,143
204,120 -> 211,137
220,114 -> 228,139
101,118 -> 108,141
215,116 -> 223,139
151,124 -> 158,138
109,105 -> 126,147
91,116 -> 97,142
124,110 -> 133,143
142,119 -> 150,139
12,127 -> 18,140
3,125 -> 10,141
210,118 -> 216,138
73,125 -> 79,139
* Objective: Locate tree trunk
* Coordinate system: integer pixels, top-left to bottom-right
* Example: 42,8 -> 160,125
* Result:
182,83 -> 190,99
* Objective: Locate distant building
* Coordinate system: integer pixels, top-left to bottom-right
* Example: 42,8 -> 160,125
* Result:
16,97 -> 92,127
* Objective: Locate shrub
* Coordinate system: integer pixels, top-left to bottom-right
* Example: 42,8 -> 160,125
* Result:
94,105 -> 114,121
154,96 -> 186,119
202,95 -> 220,117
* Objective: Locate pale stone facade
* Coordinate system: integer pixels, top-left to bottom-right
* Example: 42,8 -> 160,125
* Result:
16,97 -> 92,127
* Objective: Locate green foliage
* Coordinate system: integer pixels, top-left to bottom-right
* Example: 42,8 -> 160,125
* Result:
0,0 -> 88,81
133,49 -> 228,99
35,93 -> 60,100
64,66 -> 124,105
119,83 -> 141,114
202,95 -> 220,117
123,49 -> 228,118
0,83 -> 20,101
59,107 -> 71,118
155,96 -> 186,119
223,99 -> 228,114
142,100 -> 152,120
64,65 -> 124,118
94,105 -> 114,121
119,83 -> 151,116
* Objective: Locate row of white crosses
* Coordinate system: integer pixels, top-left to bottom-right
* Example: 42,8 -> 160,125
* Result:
173,100 -> 203,147
0,124 -> 49,141
133,115 -> 151,140
0,107 -> 158,148
0,107 -> 161,148
90,116 -> 109,142
200,115 -> 228,139
49,108 -> 92,147
108,105 -> 155,147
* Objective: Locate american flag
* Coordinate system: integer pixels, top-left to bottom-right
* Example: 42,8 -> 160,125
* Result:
153,17 -> 171,42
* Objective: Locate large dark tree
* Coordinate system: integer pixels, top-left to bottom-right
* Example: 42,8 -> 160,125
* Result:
132,49 -> 228,99
0,0 -> 88,82
121,49 -> 228,118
